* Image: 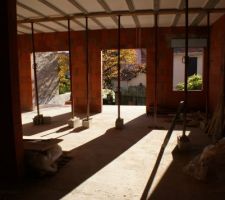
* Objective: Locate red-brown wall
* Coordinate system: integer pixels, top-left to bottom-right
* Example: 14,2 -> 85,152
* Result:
18,27 -> 208,113
209,14 -> 225,113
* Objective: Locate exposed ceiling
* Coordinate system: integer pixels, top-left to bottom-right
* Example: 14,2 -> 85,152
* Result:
17,0 -> 225,34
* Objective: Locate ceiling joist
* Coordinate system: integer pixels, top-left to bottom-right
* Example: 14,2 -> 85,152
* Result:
191,0 -> 221,26
17,7 -> 225,24
96,0 -> 120,27
17,1 -> 68,30
125,0 -> 141,28
67,0 -> 106,29
172,0 -> 185,26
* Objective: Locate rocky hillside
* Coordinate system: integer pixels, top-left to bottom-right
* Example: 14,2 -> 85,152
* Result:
35,51 -> 68,104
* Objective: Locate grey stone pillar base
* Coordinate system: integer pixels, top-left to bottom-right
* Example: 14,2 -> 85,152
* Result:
115,118 -> 124,129
82,118 -> 92,128
68,117 -> 80,128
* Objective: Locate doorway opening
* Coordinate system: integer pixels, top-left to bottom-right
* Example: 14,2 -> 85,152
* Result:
31,51 -> 71,107
101,48 -> 147,106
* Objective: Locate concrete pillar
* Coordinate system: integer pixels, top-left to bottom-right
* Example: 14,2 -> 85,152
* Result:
0,0 -> 24,181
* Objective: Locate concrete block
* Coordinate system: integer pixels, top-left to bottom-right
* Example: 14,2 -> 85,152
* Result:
33,114 -> 44,125
115,118 -> 124,129
68,117 -> 81,128
82,118 -> 92,128
177,135 -> 191,151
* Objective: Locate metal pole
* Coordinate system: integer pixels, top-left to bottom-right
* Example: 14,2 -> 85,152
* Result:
67,19 -> 74,117
117,15 -> 121,119
85,16 -> 90,120
31,22 -> 40,116
206,12 -> 210,120
183,0 -> 189,136
154,13 -> 158,126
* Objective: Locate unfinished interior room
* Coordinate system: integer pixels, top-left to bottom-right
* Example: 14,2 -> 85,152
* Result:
1,0 -> 225,199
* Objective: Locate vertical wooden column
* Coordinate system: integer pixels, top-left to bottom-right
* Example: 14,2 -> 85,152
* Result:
31,22 -> 40,116
85,16 -> 90,120
183,0 -> 189,136
154,13 -> 158,126
206,12 -> 210,120
115,15 -> 124,129
0,0 -> 23,181
67,19 -> 74,117
117,15 -> 121,119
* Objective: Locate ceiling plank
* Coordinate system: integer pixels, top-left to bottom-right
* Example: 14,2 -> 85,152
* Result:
125,0 -> 140,28
96,0 -> 119,27
17,1 -> 68,30
68,0 -> 106,29
17,7 -> 225,24
38,0 -> 84,29
191,0 -> 220,26
172,0 -> 185,26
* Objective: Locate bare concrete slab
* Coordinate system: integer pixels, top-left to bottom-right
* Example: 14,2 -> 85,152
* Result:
16,105 -> 224,200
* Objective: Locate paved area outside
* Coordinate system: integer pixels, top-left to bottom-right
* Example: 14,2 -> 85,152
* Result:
8,105 -> 224,199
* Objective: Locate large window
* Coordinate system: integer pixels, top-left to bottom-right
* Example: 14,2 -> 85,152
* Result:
173,48 -> 203,91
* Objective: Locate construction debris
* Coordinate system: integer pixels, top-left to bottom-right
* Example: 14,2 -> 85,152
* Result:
183,137 -> 225,181
24,139 -> 63,175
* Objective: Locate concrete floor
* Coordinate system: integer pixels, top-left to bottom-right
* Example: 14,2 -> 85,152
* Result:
5,105 -> 225,199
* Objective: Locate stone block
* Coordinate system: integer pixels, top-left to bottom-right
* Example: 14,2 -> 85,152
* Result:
115,118 -> 124,129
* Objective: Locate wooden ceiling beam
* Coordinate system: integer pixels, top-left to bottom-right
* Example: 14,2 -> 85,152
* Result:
191,0 -> 220,26
17,1 -> 68,29
172,0 -> 185,26
17,8 -> 225,24
97,0 -> 120,27
125,0 -> 141,28
68,0 -> 106,29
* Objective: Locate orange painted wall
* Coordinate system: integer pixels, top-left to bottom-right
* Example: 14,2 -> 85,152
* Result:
209,14 -> 225,113
18,27 -> 208,113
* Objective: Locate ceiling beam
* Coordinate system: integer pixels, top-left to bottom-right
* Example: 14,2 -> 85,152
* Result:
97,0 -> 120,27
38,0 -> 85,29
18,24 -> 41,33
125,0 -> 141,28
17,1 -> 68,30
17,30 -> 27,34
172,0 -> 185,26
67,0 -> 106,29
17,8 -> 225,24
191,0 -> 220,26
17,14 -> 58,32
154,0 -> 160,10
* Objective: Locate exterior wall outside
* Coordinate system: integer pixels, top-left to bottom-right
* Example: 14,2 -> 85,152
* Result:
18,27 -> 209,113
128,73 -> 146,87
173,52 -> 203,90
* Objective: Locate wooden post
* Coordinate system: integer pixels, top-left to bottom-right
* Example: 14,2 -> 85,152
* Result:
182,0 -> 189,137
31,22 -> 40,116
206,12 -> 210,120
117,15 -> 121,119
67,19 -> 74,117
85,16 -> 90,120
154,13 -> 158,126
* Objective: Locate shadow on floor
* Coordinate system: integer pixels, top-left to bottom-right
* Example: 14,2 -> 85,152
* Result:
141,127 -> 225,200
17,114 -> 152,200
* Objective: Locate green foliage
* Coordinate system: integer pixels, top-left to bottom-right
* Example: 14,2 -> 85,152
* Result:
102,89 -> 115,104
176,74 -> 203,91
102,49 -> 145,89
57,54 -> 71,94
